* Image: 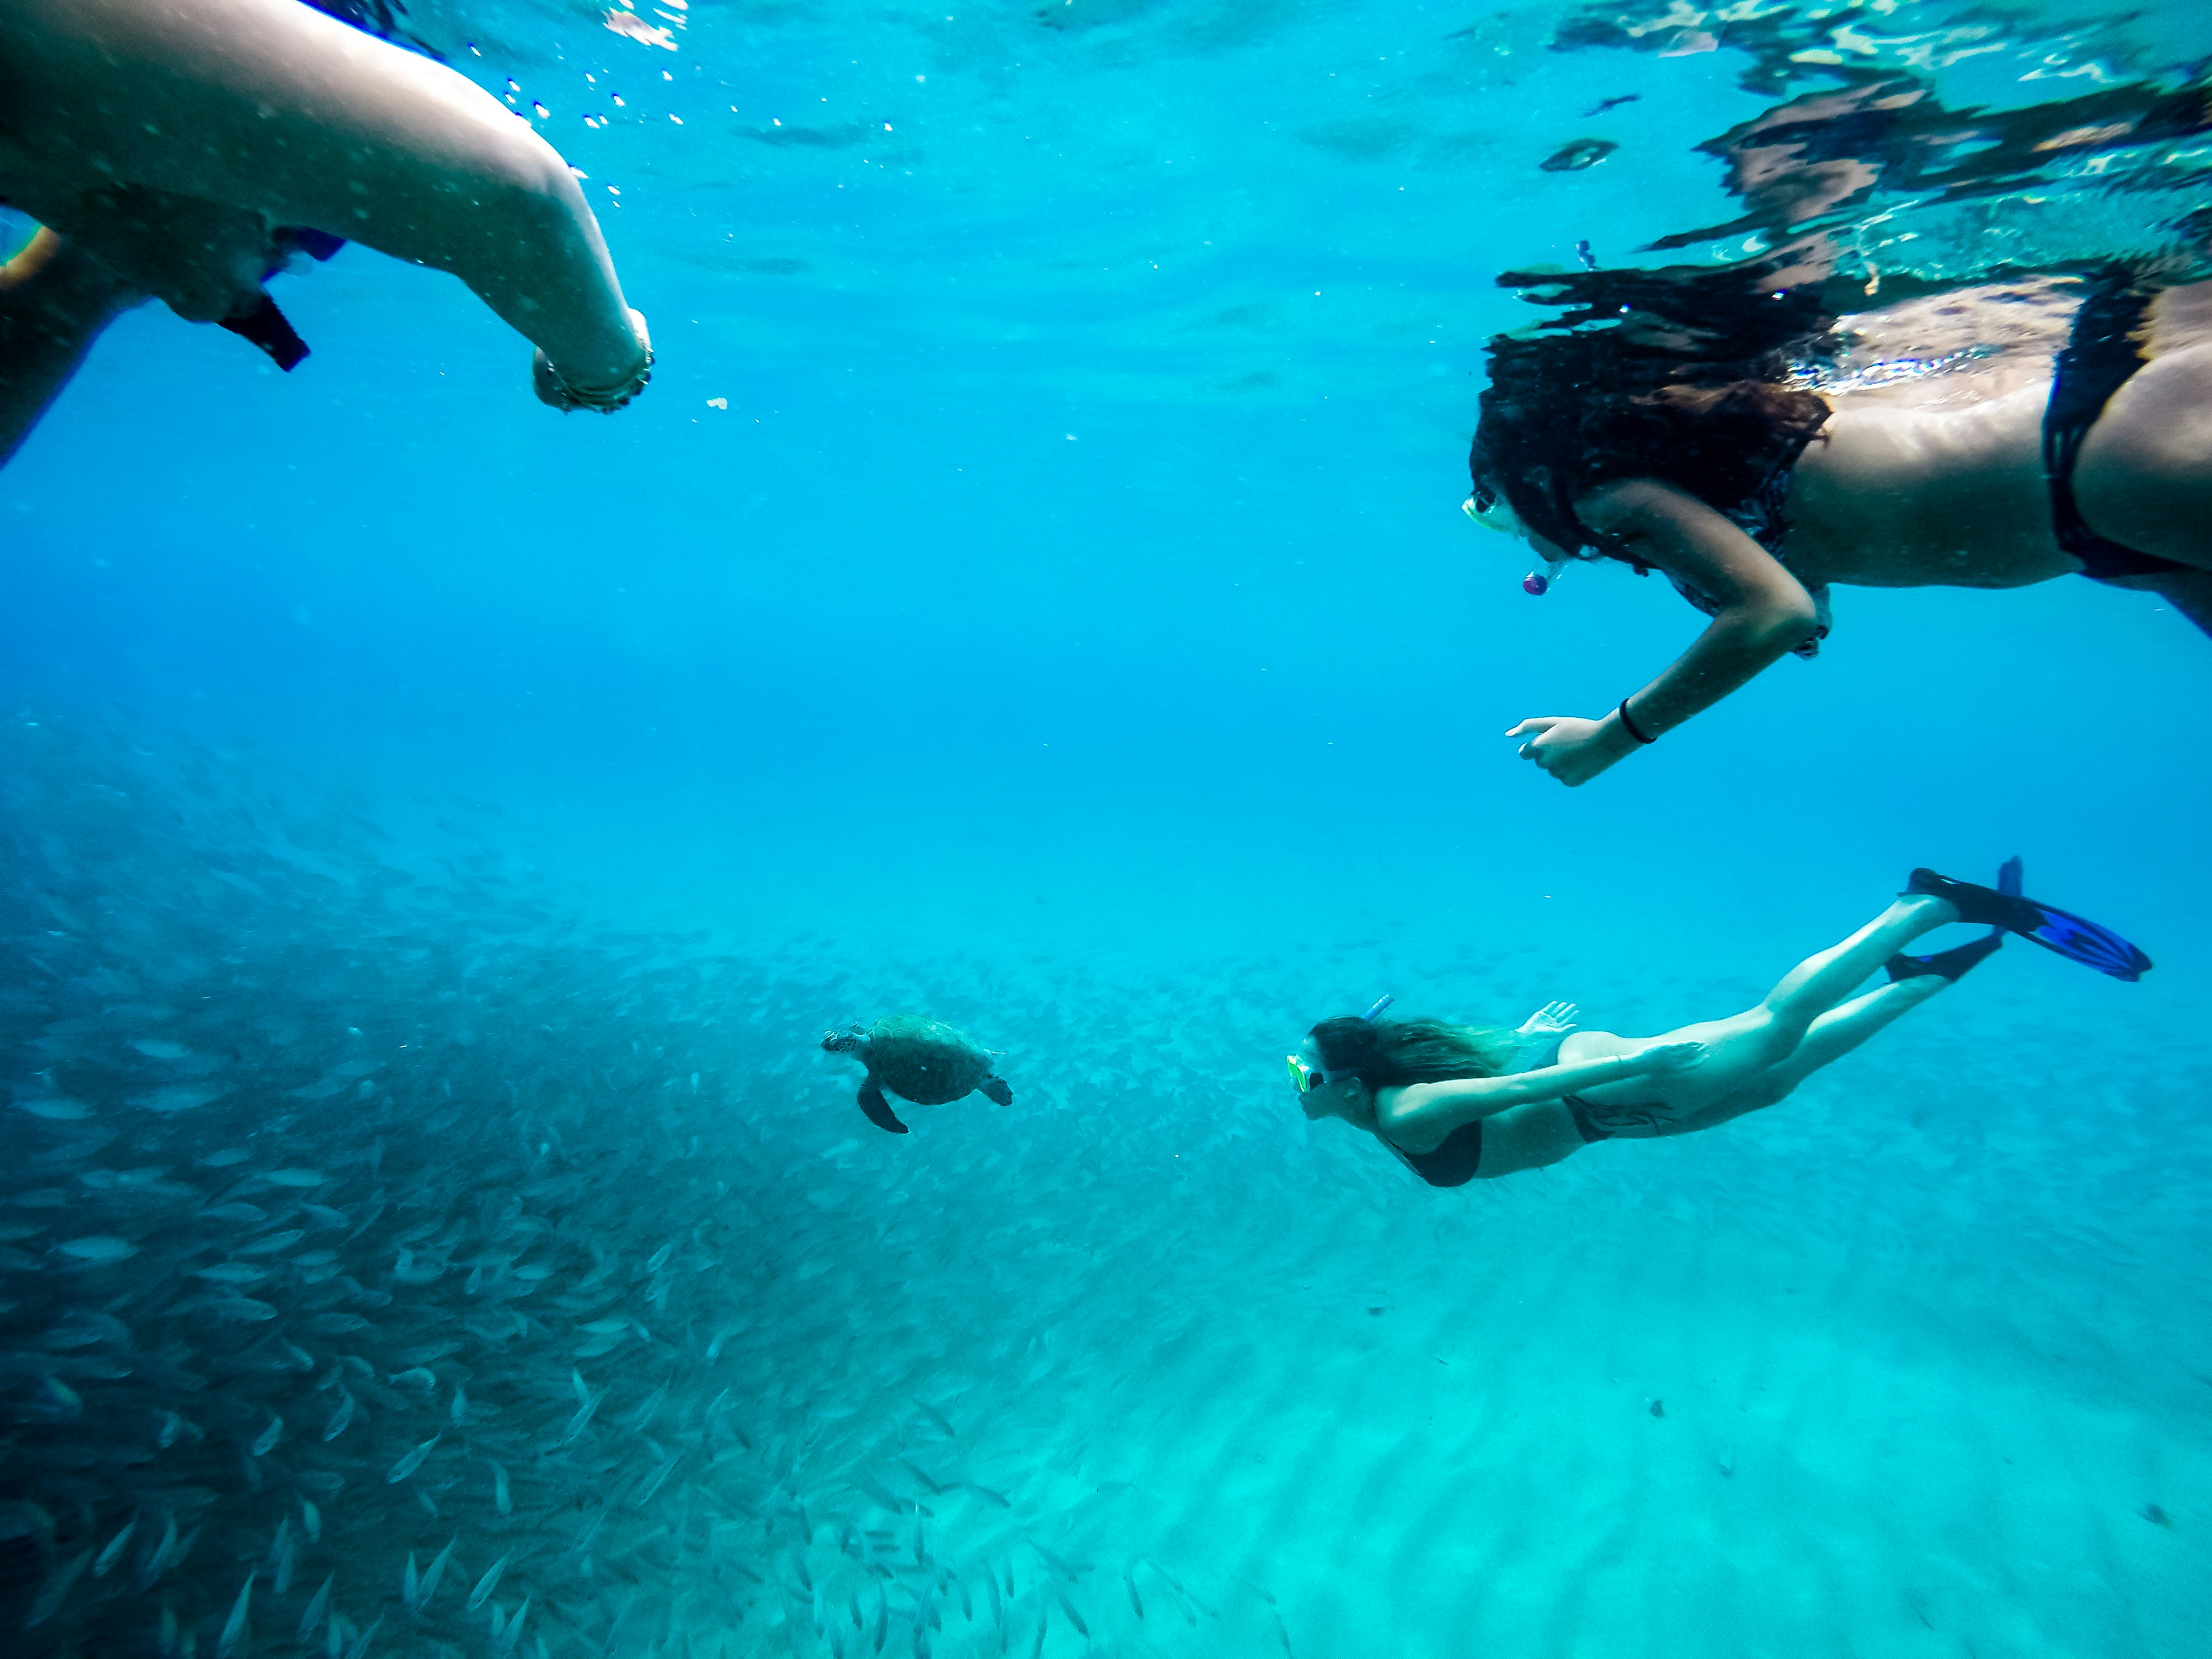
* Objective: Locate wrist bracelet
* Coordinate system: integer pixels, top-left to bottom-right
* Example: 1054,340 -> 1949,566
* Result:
1617,698 -> 1656,745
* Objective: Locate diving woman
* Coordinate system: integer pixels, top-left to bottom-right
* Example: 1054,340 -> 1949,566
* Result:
1471,77 -> 2212,786
0,0 -> 651,467
1291,863 -> 2148,1186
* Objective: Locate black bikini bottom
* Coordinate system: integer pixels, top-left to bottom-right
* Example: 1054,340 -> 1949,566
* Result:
2045,269 -> 2189,582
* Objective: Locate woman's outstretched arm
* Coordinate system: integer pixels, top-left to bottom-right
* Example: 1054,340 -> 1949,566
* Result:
0,0 -> 646,401
1507,479 -> 1821,786
1377,1041 -> 1700,1148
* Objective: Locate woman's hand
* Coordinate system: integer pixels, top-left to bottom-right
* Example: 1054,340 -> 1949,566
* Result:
1516,1001 -> 1579,1040
1637,1039 -> 1706,1075
533,307 -> 653,412
1506,714 -> 1642,787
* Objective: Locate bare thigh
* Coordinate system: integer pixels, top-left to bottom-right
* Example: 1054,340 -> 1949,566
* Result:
2073,341 -> 2212,568
1559,1009 -> 1794,1118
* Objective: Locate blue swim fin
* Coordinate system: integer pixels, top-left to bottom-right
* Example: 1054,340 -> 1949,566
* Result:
2012,899 -> 2154,981
1907,864 -> 2152,982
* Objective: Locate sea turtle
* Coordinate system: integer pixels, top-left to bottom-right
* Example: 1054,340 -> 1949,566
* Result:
821,1015 -> 1014,1135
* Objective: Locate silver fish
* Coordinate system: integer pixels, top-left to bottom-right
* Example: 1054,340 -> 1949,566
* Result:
450,1382 -> 469,1423
417,1535 -> 456,1606
217,1572 -> 252,1657
270,1514 -> 296,1594
342,1615 -> 383,1659
493,1596 -> 530,1658
635,1449 -> 682,1507
92,1517 -> 135,1578
387,1432 -> 439,1483
623,1379 -> 667,1432
467,1551 -> 510,1609
54,1235 -> 137,1264
401,1551 -> 420,1610
322,1387 -> 356,1441
570,1503 -> 609,1556
298,1571 -> 332,1644
300,1498 -> 322,1540
561,1390 -> 599,1444
135,1512 -> 179,1588
489,1459 -> 512,1516
208,1295 -> 277,1321
1052,1586 -> 1088,1638
251,1413 -> 283,1456
191,1265 -> 273,1292
26,1548 -> 91,1628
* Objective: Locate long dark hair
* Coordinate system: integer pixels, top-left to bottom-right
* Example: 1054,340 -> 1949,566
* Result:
1469,257 -> 1835,561
1308,1016 -> 1517,1090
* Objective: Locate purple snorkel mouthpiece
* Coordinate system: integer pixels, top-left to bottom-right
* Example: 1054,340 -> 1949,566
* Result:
1524,556 -> 1568,597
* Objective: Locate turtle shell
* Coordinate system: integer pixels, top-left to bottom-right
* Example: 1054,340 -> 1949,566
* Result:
865,1014 -> 995,1106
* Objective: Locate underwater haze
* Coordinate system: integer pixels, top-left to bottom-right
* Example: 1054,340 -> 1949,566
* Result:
4,0 -> 2212,1655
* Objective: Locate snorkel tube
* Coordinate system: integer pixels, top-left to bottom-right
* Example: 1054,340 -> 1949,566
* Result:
1462,493 -> 1568,597
1522,555 -> 1569,597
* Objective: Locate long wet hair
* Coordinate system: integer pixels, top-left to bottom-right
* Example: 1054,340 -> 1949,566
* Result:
1308,1016 -> 1518,1091
1469,258 -> 1835,561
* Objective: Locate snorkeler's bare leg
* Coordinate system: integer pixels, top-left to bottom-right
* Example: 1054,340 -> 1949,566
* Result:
2072,340 -> 2212,571
1658,975 -> 1947,1135
0,0 -> 644,394
0,228 -> 138,467
1557,894 -> 1957,1116
1757,894 -> 1957,1037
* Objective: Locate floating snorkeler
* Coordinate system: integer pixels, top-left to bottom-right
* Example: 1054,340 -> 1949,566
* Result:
1469,64 -> 2212,786
1292,862 -> 2149,1187
0,0 -> 653,468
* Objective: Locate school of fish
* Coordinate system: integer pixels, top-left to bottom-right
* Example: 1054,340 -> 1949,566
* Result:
0,710 -> 1356,1658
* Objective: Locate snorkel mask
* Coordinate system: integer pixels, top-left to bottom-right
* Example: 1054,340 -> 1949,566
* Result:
1462,489 -> 1568,597
1286,995 -> 1396,1095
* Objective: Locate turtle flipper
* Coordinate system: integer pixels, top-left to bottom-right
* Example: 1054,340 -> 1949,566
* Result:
858,1079 -> 909,1134
979,1076 -> 1013,1107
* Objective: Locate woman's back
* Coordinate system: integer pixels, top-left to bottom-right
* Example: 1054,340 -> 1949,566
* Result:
1787,277 -> 2212,589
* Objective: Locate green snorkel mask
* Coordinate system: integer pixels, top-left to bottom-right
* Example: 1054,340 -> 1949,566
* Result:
1286,995 -> 1396,1095
1463,488 -> 1568,596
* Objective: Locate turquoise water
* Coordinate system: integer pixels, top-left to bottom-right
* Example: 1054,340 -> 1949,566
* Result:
3,1 -> 2212,1654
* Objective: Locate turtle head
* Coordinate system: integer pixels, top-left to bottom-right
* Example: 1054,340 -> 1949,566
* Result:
821,1024 -> 868,1056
